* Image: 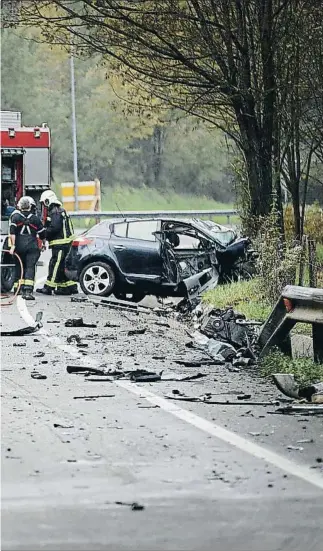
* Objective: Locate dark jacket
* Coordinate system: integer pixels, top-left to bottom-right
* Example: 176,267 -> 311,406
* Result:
9,210 -> 45,251
45,205 -> 74,247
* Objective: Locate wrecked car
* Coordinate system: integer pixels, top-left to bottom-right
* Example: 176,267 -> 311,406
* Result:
65,218 -> 252,301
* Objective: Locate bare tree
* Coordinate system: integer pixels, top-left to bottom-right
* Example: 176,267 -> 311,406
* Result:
277,0 -> 323,238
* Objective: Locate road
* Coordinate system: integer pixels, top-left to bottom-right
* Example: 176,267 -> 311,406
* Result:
1,254 -> 323,551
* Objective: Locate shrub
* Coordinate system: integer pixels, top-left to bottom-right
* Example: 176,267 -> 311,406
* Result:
284,202 -> 323,243
254,208 -> 302,304
261,349 -> 323,385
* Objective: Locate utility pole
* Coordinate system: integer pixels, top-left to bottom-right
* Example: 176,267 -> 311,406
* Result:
70,49 -> 79,211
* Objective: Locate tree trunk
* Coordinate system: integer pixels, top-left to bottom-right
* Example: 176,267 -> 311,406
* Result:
292,192 -> 301,240
243,142 -> 273,218
152,125 -> 163,188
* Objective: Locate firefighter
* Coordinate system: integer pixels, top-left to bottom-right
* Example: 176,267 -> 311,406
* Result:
8,196 -> 46,300
36,190 -> 78,295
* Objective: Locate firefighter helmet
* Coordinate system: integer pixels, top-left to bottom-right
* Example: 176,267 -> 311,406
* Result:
24,196 -> 36,208
40,190 -> 61,207
17,196 -> 33,211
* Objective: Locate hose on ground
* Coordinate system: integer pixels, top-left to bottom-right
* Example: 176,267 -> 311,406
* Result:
0,251 -> 23,307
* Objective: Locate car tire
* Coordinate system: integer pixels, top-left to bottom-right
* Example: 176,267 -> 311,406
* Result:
1,251 -> 16,293
80,261 -> 116,297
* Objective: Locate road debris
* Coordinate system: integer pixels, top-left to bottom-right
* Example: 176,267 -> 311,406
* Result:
33,352 -> 45,358
273,374 -> 323,403
128,327 -> 147,336
275,404 -> 323,415
237,394 -> 252,400
13,343 -> 26,347
115,501 -> 145,511
53,423 -> 74,429
31,371 -> 47,380
130,371 -> 161,382
287,445 -> 304,451
67,334 -> 89,347
166,392 -> 277,406
73,394 -> 115,400
1,312 -> 43,336
67,365 -> 109,376
65,318 -> 97,328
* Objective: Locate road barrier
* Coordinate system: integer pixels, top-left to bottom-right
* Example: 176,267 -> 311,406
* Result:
258,285 -> 323,363
62,179 -> 101,212
68,209 -> 238,225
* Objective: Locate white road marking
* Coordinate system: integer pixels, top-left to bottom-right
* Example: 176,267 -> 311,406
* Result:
16,292 -> 323,491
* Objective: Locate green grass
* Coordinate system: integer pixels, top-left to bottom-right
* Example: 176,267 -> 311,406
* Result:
261,349 -> 323,385
204,278 -> 271,321
54,182 -> 238,229
101,185 -> 234,213
317,243 -> 323,263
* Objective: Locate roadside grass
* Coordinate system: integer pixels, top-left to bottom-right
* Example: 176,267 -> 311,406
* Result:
101,185 -> 234,214
204,278 -> 271,321
317,243 -> 323,262
54,181 -> 238,228
261,349 -> 323,385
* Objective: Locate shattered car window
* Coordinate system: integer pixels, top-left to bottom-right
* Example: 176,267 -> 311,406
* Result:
114,222 -> 127,238
197,220 -> 236,247
127,220 -> 158,242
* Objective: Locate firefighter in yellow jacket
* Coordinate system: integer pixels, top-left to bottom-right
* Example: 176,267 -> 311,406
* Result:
36,190 -> 78,295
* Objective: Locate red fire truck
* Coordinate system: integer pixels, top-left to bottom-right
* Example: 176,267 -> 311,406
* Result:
1,110 -> 51,291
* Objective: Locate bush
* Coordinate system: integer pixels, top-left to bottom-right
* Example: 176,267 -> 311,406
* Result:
284,202 -> 323,243
204,278 -> 271,321
254,208 -> 301,304
261,349 -> 323,385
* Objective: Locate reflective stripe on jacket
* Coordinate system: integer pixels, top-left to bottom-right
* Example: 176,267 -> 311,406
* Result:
45,205 -> 74,247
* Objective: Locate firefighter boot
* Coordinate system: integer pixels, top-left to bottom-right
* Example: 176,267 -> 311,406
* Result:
22,286 -> 35,301
36,286 -> 53,295
54,284 -> 78,296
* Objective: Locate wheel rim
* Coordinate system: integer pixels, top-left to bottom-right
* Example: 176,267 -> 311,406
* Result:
83,265 -> 110,294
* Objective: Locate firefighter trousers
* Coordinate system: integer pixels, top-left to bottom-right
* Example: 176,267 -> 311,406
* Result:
44,244 -> 78,293
13,248 -> 40,293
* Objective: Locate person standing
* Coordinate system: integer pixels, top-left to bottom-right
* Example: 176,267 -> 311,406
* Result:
36,190 -> 78,295
8,196 -> 46,300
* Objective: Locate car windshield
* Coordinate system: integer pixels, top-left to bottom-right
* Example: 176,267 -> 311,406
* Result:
194,219 -> 237,246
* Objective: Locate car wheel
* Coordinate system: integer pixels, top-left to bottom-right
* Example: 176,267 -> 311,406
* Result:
80,261 -> 116,297
1,252 -> 16,292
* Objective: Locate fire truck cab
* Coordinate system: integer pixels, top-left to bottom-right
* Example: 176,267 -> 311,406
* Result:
1,110 -> 51,291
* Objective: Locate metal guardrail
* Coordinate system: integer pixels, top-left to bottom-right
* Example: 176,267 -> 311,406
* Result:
68,209 -> 238,225
258,285 -> 323,363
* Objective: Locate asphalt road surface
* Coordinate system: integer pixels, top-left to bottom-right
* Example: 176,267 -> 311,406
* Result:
1,253 -> 323,551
